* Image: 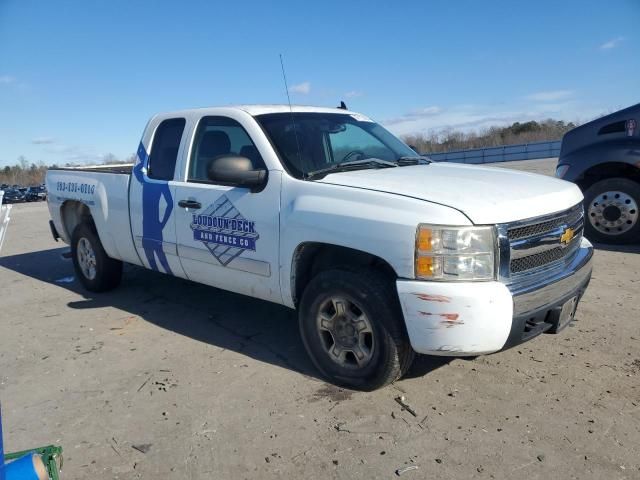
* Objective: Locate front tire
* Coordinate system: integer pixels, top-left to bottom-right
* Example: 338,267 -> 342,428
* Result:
298,268 -> 414,391
71,223 -> 123,292
583,177 -> 640,244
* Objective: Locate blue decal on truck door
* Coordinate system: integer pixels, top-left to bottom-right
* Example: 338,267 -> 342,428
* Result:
133,142 -> 173,274
190,195 -> 259,266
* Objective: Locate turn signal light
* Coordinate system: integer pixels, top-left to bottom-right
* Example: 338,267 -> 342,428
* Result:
417,228 -> 433,252
416,256 -> 435,277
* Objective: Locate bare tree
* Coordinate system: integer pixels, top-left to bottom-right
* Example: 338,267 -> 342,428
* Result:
404,119 -> 578,154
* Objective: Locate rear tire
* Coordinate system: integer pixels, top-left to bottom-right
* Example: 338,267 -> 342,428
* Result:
298,268 -> 414,391
71,222 -> 122,292
583,177 -> 640,244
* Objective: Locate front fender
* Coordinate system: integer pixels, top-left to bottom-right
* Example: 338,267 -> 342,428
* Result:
279,178 -> 470,307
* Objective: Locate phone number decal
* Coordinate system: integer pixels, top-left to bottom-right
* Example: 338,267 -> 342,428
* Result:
55,182 -> 96,194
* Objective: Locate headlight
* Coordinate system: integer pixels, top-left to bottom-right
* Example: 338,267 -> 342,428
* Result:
555,164 -> 570,178
415,225 -> 496,281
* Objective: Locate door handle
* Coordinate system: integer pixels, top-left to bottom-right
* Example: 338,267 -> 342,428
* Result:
178,199 -> 201,209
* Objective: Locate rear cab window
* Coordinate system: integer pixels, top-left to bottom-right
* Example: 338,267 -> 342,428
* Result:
148,118 -> 186,180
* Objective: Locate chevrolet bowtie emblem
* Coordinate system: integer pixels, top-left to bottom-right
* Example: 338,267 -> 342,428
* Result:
560,227 -> 575,246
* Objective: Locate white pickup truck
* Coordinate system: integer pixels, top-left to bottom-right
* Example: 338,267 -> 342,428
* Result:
46,105 -> 593,390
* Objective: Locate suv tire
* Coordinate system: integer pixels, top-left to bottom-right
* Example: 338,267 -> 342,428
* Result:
583,177 -> 640,244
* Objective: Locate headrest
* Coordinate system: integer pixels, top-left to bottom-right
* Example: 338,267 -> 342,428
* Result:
199,130 -> 231,158
239,145 -> 260,164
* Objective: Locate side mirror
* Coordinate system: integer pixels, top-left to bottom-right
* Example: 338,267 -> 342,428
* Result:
207,155 -> 267,191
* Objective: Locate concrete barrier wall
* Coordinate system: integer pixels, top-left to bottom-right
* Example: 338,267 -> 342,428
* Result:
424,140 -> 561,164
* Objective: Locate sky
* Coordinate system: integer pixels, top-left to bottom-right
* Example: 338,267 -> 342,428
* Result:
0,0 -> 639,167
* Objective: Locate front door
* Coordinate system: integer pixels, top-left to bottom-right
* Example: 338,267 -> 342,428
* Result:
173,115 -> 281,303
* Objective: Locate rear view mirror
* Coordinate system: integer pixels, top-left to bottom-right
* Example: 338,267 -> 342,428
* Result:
318,120 -> 346,133
207,155 -> 267,192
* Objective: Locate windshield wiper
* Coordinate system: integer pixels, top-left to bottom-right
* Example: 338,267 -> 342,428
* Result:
396,156 -> 432,165
306,158 -> 398,180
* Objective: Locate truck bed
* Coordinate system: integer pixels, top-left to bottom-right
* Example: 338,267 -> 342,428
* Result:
46,165 -> 141,266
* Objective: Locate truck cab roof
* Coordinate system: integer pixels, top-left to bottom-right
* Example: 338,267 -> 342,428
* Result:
153,104 -> 361,120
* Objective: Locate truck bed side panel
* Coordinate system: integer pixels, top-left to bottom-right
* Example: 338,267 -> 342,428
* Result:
46,169 -> 141,266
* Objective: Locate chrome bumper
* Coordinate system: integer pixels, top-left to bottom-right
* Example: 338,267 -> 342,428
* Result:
511,237 -> 593,317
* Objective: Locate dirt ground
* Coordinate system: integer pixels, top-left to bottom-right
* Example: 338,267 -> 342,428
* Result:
1,158 -> 639,479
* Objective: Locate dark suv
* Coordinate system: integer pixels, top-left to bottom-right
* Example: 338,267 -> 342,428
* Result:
556,103 -> 639,243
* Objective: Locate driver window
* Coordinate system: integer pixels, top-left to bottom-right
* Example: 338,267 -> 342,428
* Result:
188,116 -> 265,183
327,123 -> 394,163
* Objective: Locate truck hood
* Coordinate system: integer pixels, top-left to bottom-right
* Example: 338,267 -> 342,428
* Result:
315,162 -> 584,224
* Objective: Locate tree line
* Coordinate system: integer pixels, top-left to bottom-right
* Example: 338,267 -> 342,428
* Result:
0,153 -> 131,187
403,119 -> 577,154
1,156 -> 49,186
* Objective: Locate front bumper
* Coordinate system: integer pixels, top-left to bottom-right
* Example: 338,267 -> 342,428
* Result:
397,237 -> 594,356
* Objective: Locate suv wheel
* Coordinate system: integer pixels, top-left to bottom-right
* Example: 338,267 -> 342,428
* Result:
299,268 -> 414,391
583,177 -> 640,244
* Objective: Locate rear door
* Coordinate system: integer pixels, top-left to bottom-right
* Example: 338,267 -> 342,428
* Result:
129,117 -> 187,278
173,114 -> 282,303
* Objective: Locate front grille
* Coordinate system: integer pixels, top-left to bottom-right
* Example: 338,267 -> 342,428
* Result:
503,203 -> 584,279
508,204 -> 583,241
510,247 -> 566,273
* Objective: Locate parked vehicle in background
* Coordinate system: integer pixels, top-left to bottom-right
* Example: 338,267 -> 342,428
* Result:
0,191 -> 11,253
26,186 -> 47,202
2,188 -> 26,204
46,105 -> 593,390
556,103 -> 640,243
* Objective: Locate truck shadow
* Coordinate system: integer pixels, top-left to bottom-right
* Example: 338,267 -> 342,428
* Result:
0,247 -> 448,385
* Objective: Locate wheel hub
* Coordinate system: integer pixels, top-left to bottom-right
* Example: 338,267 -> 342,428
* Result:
334,317 -> 358,347
77,237 -> 97,280
588,190 -> 638,236
317,297 -> 374,369
602,205 -> 621,222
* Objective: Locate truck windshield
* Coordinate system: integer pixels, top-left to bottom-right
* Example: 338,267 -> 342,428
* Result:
255,112 -> 417,179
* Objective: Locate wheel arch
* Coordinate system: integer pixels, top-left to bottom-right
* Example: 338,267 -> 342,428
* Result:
576,161 -> 640,191
290,242 -> 399,307
60,200 -> 95,241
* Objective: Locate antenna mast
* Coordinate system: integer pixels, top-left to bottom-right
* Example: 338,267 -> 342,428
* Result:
279,54 -> 303,172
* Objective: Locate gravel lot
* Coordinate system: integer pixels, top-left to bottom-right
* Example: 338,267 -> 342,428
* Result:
1,158 -> 639,479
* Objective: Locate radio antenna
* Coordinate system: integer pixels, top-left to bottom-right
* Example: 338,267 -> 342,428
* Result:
279,54 -> 303,173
